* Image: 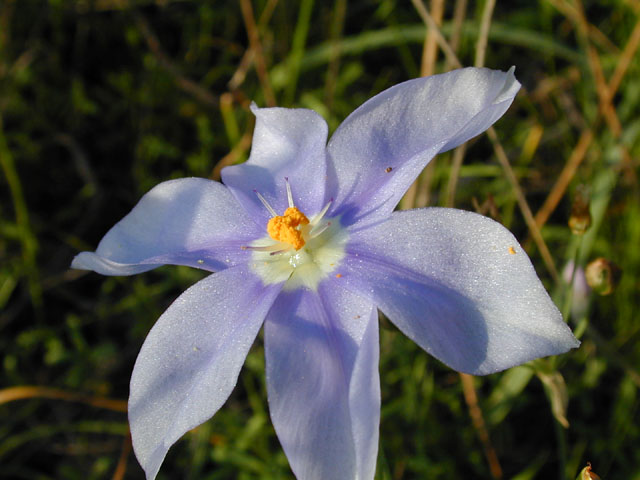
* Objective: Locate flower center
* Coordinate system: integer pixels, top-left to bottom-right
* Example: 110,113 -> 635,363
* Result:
245,180 -> 347,291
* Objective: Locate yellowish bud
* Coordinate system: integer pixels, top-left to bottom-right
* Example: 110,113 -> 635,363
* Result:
585,258 -> 620,296
568,188 -> 591,235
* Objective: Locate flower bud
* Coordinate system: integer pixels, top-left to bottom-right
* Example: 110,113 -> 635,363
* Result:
568,188 -> 591,235
585,258 -> 620,296
576,462 -> 600,480
562,261 -> 590,318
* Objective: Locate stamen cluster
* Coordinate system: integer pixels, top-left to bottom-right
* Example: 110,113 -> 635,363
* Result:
245,180 -> 346,290
267,207 -> 310,250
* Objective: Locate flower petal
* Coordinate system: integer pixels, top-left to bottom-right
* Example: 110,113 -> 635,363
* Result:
264,280 -> 380,480
222,104 -> 328,226
342,208 -> 579,375
71,178 -> 261,275
128,266 -> 281,479
327,67 -> 520,226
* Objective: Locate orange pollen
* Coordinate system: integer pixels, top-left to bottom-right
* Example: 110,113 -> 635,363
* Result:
267,207 -> 310,250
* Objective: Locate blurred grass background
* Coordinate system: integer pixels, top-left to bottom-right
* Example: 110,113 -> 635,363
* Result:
1,0 -> 639,479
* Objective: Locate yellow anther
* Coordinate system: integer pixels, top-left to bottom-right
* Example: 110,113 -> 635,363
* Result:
267,207 -> 310,250
283,207 -> 309,227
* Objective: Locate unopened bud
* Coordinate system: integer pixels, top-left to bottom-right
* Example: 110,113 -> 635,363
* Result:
585,258 -> 620,296
562,261 -> 590,318
576,462 -> 601,480
568,188 -> 591,235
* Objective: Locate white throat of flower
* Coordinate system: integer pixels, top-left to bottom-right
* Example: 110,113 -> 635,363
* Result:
243,180 -> 348,291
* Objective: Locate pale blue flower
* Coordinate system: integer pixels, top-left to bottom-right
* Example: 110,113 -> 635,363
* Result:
72,67 -> 579,480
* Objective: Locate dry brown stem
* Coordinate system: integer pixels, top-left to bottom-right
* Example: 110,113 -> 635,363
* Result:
534,2 -> 640,229
239,0 -> 276,107
0,385 -> 128,412
111,433 -> 132,480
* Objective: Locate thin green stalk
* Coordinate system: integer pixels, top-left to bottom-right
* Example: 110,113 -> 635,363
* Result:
285,0 -> 315,104
554,416 -> 567,480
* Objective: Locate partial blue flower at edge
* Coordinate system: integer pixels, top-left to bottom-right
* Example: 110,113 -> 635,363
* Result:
72,67 -> 579,480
